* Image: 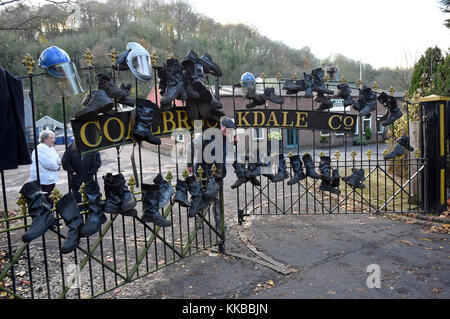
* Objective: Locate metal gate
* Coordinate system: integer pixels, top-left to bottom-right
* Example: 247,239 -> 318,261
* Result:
0,49 -> 225,299
232,75 -> 434,224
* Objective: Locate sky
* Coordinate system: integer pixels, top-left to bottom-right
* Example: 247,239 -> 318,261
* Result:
186,0 -> 450,69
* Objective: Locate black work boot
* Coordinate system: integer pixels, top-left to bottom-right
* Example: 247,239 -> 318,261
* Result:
153,173 -> 175,209
303,73 -> 314,98
358,86 -> 377,117
196,99 -> 221,123
283,79 -> 306,93
161,58 -> 185,105
231,162 -> 248,189
202,176 -> 218,203
319,179 -> 341,195
311,68 -> 334,95
75,90 -> 115,120
331,169 -> 340,188
342,168 -> 366,189
246,94 -> 266,108
245,163 -> 261,180
20,181 -> 57,243
187,175 -> 206,217
80,181 -> 106,237
384,143 -> 406,160
287,154 -> 306,185
382,97 -> 403,126
97,73 -> 128,100
263,87 -> 284,105
156,65 -> 168,96
173,179 -> 191,208
200,53 -> 222,77
56,193 -> 83,254
133,98 -> 161,145
319,156 -> 333,182
302,154 -> 321,179
314,92 -> 333,111
333,83 -> 354,106
271,154 -> 289,182
103,173 -> 137,217
141,184 -> 172,227
397,135 -> 414,152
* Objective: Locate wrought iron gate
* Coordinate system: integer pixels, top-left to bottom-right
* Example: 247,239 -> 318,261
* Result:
232,75 -> 432,224
0,49 -> 225,299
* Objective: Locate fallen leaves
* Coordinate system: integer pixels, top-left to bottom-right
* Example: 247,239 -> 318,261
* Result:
431,288 -> 443,294
398,240 -> 414,247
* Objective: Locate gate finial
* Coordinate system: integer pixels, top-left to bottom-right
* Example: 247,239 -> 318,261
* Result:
276,72 -> 282,83
351,150 -> 357,161
107,48 -> 118,66
22,53 -> 36,75
389,85 -> 395,96
165,171 -> 173,185
79,182 -> 88,204
334,151 -> 341,161
127,176 -> 136,193
356,79 -> 362,89
340,77 -> 346,84
324,74 -> 330,85
366,149 -> 373,160
292,72 -> 299,80
83,49 -> 94,67
260,72 -> 266,83
151,50 -> 158,66
182,168 -> 189,179
373,82 -> 379,92
17,194 -> 28,215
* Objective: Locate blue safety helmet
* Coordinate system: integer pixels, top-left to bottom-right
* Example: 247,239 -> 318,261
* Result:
38,46 -> 71,78
240,72 -> 256,88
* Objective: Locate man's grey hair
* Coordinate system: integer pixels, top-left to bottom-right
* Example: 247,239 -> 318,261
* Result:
38,130 -> 55,143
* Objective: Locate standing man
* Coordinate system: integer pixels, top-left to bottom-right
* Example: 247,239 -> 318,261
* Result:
61,141 -> 101,203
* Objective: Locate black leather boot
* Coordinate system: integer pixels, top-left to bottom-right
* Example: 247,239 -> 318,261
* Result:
314,92 -> 333,111
302,154 -> 321,179
103,173 -> 137,217
56,193 -> 83,254
303,73 -> 314,98
342,168 -> 366,189
287,154 -> 306,185
141,183 -> 172,227
283,79 -> 306,93
196,99 -> 221,123
200,53 -> 222,77
156,65 -> 168,95
75,90 -> 115,120
397,135 -> 414,152
187,175 -> 206,217
231,162 -> 248,189
271,153 -> 289,182
311,68 -> 334,94
97,72 -> 128,100
319,156 -> 333,182
80,181 -> 106,237
153,173 -> 175,209
161,58 -> 185,105
331,169 -> 340,188
20,181 -> 57,243
319,179 -> 341,195
133,98 -> 161,145
174,179 -> 191,207
383,143 -> 406,160
382,96 -> 403,126
263,87 -> 284,105
358,86 -> 377,117
333,83 -> 353,106
246,93 -> 266,108
245,163 -> 262,186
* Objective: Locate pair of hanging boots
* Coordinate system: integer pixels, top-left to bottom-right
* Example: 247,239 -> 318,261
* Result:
132,98 -> 161,145
383,135 -> 414,160
342,168 -> 366,189
318,157 -> 341,194
283,79 -> 306,95
103,173 -> 137,217
140,173 -> 175,227
332,82 -> 354,107
180,51 -> 225,122
354,86 -> 377,117
377,92 -> 403,126
230,162 -> 262,189
185,174 -> 218,218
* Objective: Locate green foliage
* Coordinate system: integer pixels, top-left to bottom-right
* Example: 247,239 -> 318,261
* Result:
353,137 -> 368,146
364,126 -> 372,141
409,46 -> 449,96
319,135 -> 329,144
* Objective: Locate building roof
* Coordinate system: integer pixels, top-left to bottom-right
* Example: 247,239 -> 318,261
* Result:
35,115 -> 64,129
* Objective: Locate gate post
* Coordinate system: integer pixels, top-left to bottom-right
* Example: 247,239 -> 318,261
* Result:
420,95 -> 450,214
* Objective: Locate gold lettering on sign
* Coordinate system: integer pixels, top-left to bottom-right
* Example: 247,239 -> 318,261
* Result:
282,111 -> 294,127
104,117 -> 125,142
267,111 -> 280,126
177,110 -> 191,130
329,115 -> 342,130
162,111 -> 176,134
343,116 -> 355,130
80,121 -> 102,147
254,111 -> 265,127
238,111 -> 251,126
296,112 -> 308,128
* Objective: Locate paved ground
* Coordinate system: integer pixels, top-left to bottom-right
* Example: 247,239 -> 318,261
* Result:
1,143 -> 449,300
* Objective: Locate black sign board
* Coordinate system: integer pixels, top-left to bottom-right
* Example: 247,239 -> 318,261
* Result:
71,103 -> 219,154
234,109 -> 358,133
